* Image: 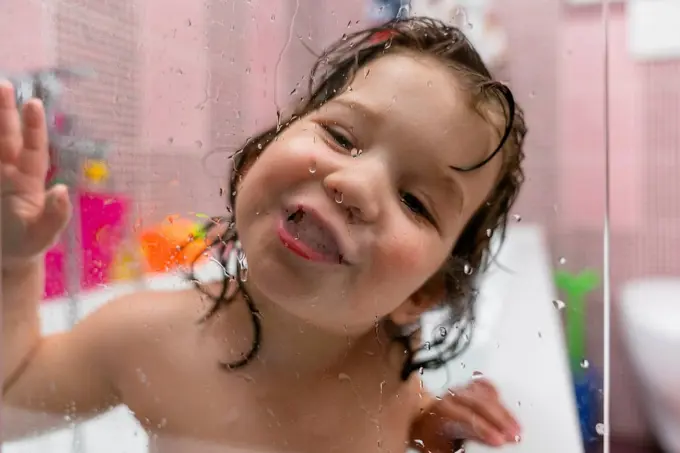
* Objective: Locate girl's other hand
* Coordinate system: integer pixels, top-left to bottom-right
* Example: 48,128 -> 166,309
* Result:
410,378 -> 521,452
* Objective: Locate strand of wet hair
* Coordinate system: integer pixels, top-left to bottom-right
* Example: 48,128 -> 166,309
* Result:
451,83 -> 515,172
399,289 -> 478,380
182,216 -> 262,370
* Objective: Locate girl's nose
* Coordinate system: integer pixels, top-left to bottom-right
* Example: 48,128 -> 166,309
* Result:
323,164 -> 383,223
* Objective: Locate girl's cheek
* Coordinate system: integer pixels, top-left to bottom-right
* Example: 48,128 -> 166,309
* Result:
379,230 -> 440,276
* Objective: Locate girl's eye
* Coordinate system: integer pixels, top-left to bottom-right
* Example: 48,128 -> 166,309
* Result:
400,192 -> 435,224
321,124 -> 355,151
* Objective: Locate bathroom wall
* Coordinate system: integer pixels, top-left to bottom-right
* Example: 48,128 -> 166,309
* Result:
0,2 -> 55,72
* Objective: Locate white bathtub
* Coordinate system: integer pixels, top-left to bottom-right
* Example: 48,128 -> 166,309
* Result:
4,225 -> 583,453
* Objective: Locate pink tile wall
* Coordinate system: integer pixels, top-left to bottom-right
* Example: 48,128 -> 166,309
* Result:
0,1 -> 55,73
137,0 -> 209,148
558,7 -> 607,231
559,6 -> 644,234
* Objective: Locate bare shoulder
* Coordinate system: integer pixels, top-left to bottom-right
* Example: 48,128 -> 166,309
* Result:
84,281 -> 215,355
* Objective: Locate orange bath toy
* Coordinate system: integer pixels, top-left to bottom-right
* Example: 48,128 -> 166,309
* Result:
139,216 -> 208,272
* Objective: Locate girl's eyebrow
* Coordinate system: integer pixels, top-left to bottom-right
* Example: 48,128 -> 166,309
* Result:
329,97 -> 383,124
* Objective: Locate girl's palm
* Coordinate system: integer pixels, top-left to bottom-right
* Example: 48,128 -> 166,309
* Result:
0,81 -> 70,266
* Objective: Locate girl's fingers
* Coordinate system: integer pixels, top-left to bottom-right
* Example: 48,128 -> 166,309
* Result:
438,397 -> 507,446
0,81 -> 23,164
450,381 -> 521,442
18,98 -> 49,178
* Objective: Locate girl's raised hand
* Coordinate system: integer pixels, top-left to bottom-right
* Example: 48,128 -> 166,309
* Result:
0,81 -> 71,269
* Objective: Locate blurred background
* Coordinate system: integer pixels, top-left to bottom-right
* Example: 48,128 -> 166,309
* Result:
1,0 -> 679,452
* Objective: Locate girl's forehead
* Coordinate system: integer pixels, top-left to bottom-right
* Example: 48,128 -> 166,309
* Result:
349,52 -> 463,104
329,54 -> 494,171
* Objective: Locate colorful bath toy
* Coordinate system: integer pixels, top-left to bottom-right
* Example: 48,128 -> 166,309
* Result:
83,159 -> 109,184
555,269 -> 599,374
139,216 -> 208,273
555,268 -> 601,447
111,243 -> 143,282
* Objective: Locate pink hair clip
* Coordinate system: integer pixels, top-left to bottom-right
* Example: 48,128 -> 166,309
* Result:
369,29 -> 398,44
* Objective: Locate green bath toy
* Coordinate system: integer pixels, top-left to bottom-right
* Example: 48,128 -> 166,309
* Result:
555,269 -> 600,375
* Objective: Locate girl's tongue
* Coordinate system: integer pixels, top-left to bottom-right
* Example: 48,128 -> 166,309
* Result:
285,209 -> 341,260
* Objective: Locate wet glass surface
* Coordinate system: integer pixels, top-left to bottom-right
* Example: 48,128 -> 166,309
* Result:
0,1 -> 635,453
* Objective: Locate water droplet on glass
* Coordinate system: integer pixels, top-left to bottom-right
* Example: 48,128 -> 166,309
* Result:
513,214 -> 522,222
580,359 -> 590,369
439,326 -> 447,338
529,91 -> 536,99
559,256 -> 567,265
427,80 -> 433,87
270,13 -> 275,21
397,4 -> 410,18
413,439 -> 425,448
553,299 -> 566,310
239,266 -> 248,282
237,248 -> 246,263
334,191 -> 344,204
486,228 -> 492,237
424,341 -> 431,350
338,372 -> 351,382
418,367 -> 424,375
350,148 -> 362,158
514,434 -> 522,443
596,423 -> 606,436
463,263 -> 473,275
136,368 -> 148,384
308,161 -> 317,174
472,370 -> 484,379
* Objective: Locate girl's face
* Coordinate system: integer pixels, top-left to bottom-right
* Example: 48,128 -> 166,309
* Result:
235,53 -> 501,335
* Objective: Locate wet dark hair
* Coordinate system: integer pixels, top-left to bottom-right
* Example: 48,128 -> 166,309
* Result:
187,17 -> 526,380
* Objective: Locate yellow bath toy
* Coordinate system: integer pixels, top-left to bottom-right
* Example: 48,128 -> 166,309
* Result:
112,250 -> 139,281
83,159 -> 109,184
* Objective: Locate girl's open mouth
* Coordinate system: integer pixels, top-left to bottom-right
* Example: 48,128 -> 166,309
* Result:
277,206 -> 345,264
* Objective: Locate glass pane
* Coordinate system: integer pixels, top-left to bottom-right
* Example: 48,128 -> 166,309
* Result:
1,1 -> 608,453
609,1 -> 680,452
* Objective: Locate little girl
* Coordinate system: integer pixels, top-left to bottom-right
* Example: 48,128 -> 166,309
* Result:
1,17 -> 525,453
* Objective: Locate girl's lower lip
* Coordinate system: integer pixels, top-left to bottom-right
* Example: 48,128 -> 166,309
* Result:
277,220 -> 334,263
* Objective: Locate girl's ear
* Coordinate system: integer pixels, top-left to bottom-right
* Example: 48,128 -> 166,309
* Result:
389,273 -> 446,327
